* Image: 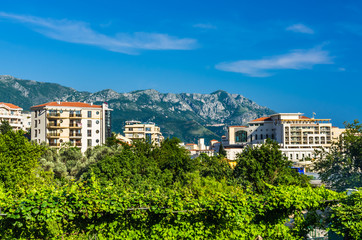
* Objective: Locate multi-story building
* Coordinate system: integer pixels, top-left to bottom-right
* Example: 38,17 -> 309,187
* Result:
226,113 -> 340,166
22,113 -> 32,132
31,101 -> 112,152
123,121 -> 164,145
0,102 -> 23,131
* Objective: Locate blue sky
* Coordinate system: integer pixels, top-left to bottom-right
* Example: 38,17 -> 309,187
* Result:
0,0 -> 361,127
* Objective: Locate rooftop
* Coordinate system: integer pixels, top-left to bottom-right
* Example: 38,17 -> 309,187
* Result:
0,102 -> 22,110
31,102 -> 102,109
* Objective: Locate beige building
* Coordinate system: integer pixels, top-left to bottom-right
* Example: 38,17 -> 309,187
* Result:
226,113 -> 337,166
331,126 -> 345,143
0,102 -> 23,131
124,121 -> 164,145
31,101 -> 112,152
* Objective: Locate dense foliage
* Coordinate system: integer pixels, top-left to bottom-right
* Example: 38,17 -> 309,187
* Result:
314,120 -> 362,191
0,127 -> 361,239
233,139 -> 310,193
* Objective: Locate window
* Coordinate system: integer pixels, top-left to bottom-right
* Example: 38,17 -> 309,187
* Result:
87,139 -> 92,147
290,154 -> 293,160
255,134 -> 258,140
260,134 -> 263,139
35,111 -> 37,118
35,130 -> 37,137
35,121 -> 37,128
96,139 -> 99,143
146,127 -> 151,131
235,130 -> 248,143
96,130 -> 99,134
271,134 -> 274,139
266,134 -> 269,139
96,120 -> 99,124
88,111 -> 92,118
96,111 -> 99,115
296,154 -> 299,159
38,119 -> 40,124
87,130 -> 92,137
87,120 -> 92,128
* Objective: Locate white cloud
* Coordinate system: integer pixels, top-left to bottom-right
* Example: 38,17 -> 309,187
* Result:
0,12 -> 197,54
215,48 -> 333,77
193,23 -> 217,29
286,24 -> 314,34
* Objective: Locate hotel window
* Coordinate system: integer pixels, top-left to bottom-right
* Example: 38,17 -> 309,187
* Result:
87,139 -> 92,147
296,154 -> 299,159
88,111 -> 92,118
260,134 -> 263,139
87,130 -> 92,137
87,120 -> 92,128
35,121 -> 37,128
35,111 -> 37,118
35,130 -> 37,137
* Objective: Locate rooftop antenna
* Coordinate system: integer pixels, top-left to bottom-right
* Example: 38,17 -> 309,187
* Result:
312,112 -> 316,119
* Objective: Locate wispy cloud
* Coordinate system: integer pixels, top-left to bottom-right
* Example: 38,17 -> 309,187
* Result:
215,48 -> 333,77
193,23 -> 217,29
286,24 -> 314,34
0,12 -> 197,54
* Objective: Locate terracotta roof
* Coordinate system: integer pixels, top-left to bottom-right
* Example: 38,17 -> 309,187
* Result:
299,116 -> 311,119
229,125 -> 247,128
251,117 -> 272,122
0,102 -> 22,109
31,102 -> 102,109
186,143 -> 197,145
210,139 -> 219,142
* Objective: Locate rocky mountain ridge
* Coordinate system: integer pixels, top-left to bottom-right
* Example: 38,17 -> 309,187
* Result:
0,75 -> 275,142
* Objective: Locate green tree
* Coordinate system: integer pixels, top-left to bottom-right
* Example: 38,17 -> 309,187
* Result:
0,120 -> 12,134
218,143 -> 227,157
314,120 -> 362,191
233,139 -> 309,193
0,130 -> 46,192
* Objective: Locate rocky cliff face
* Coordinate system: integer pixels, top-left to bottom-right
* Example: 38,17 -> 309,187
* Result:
0,75 -> 275,142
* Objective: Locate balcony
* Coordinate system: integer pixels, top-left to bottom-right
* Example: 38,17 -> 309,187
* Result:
47,133 -> 60,138
47,123 -> 61,128
69,114 -> 82,118
70,133 -> 82,138
49,143 -> 60,147
71,142 -> 82,147
46,113 -> 65,118
69,123 -> 82,128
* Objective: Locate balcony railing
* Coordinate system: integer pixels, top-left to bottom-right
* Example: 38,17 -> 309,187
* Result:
69,123 -> 82,128
69,114 -> 82,118
70,133 -> 82,137
71,142 -> 82,147
47,123 -> 61,128
47,113 -> 61,117
47,133 -> 60,138
49,143 -> 60,147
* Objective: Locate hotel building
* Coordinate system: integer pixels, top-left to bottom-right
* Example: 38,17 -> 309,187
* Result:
226,113 -> 343,166
123,120 -> 164,145
0,102 -> 23,131
31,101 -> 112,152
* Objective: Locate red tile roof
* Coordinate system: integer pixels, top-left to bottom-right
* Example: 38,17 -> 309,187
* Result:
251,117 -> 272,122
299,116 -> 311,119
0,102 -> 22,109
31,102 -> 102,108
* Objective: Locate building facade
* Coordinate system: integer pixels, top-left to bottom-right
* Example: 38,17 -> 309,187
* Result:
0,102 -> 23,131
226,113 -> 339,166
123,121 -> 164,145
31,101 -> 112,152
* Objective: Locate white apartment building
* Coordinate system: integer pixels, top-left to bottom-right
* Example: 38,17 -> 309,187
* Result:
226,113 -> 342,166
123,121 -> 164,145
0,102 -> 23,131
31,101 -> 112,152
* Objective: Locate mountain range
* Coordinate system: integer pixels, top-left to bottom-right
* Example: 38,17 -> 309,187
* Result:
0,75 -> 275,142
